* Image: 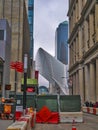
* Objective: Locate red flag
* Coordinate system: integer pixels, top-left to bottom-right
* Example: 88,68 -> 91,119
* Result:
16,61 -> 24,72
10,62 -> 16,69
10,61 -> 24,73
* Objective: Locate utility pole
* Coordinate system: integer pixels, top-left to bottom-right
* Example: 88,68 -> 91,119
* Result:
23,54 -> 28,115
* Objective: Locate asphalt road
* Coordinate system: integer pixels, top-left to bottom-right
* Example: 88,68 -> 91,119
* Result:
0,113 -> 98,130
33,113 -> 98,130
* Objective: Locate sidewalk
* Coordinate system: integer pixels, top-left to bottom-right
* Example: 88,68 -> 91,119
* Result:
0,120 -> 13,130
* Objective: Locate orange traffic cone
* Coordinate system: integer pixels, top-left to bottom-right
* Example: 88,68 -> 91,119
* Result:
72,125 -> 77,130
72,120 -> 77,130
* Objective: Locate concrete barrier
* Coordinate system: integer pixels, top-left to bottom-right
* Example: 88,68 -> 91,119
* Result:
59,111 -> 83,123
7,112 -> 34,130
19,114 -> 32,130
7,121 -> 27,130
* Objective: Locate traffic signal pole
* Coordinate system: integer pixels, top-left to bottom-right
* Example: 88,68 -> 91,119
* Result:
23,54 -> 28,115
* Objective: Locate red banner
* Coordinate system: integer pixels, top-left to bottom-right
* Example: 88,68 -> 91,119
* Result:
10,61 -> 24,73
16,61 -> 24,72
10,62 -> 16,69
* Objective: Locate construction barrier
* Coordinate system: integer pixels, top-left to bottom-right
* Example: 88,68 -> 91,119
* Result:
18,114 -> 32,130
7,121 -> 27,130
9,93 -> 36,108
59,95 -> 81,112
93,107 -> 97,115
31,112 -> 35,127
7,112 -> 35,130
82,107 -> 98,115
36,106 -> 59,123
59,111 -> 83,123
82,106 -> 87,113
36,95 -> 58,112
15,111 -> 23,120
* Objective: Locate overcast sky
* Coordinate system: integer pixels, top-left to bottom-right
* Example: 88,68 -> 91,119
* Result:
34,0 -> 68,58
34,0 -> 69,86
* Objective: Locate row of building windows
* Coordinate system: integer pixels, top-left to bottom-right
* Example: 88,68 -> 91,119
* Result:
28,17 -> 33,24
28,10 -> 33,16
28,6 -> 33,10
69,3 -> 96,68
28,0 -> 34,5
69,0 -> 87,34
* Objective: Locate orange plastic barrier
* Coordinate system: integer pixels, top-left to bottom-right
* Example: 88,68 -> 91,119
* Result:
38,106 -> 52,122
36,106 -> 59,124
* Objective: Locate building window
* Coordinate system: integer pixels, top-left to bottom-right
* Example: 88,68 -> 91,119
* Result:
28,0 -> 34,5
28,6 -> 33,10
0,30 -> 4,40
28,10 -> 33,16
28,17 -> 33,24
29,24 -> 33,32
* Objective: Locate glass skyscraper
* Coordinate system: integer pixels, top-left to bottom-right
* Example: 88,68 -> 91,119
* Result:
28,0 -> 34,60
55,21 -> 68,65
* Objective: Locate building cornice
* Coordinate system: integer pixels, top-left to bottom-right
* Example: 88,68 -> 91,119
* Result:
67,0 -> 77,17
69,61 -> 79,73
83,42 -> 98,59
69,63 -> 84,76
68,22 -> 79,44
69,42 -> 98,73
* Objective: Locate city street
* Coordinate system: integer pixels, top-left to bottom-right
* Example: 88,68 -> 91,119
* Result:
33,113 -> 98,130
0,113 -> 98,130
0,1 -> 98,130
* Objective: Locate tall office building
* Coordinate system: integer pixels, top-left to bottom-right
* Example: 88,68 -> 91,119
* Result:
55,21 -> 69,94
68,0 -> 98,103
55,21 -> 68,65
27,0 -> 34,60
0,0 -> 30,94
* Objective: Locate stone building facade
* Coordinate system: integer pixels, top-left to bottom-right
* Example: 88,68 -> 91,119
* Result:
0,19 -> 11,97
68,0 -> 98,103
0,0 -> 31,94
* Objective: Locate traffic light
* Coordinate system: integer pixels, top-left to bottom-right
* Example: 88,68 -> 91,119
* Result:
21,85 -> 36,93
26,87 -> 35,92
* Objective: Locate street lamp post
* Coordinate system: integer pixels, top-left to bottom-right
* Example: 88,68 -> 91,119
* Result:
23,54 -> 28,115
